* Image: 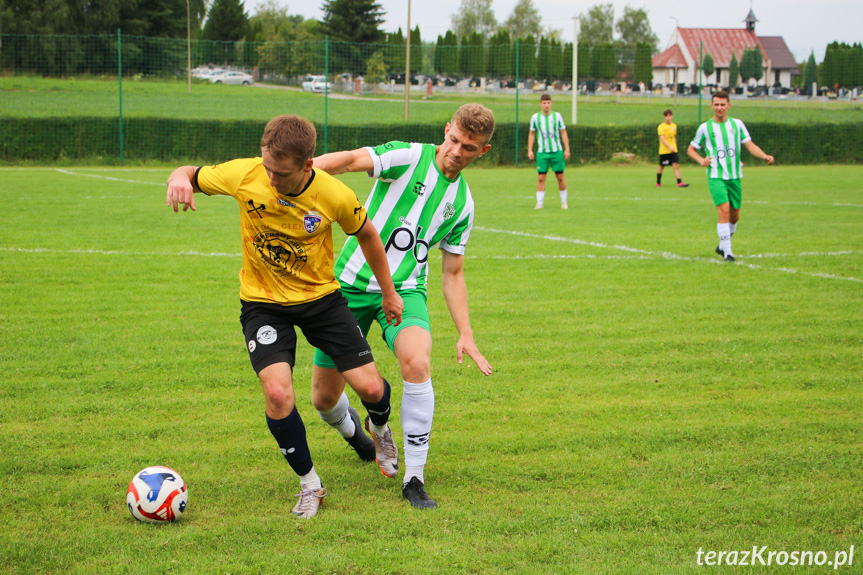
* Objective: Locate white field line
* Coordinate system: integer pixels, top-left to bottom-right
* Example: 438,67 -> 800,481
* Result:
54,168 -> 165,186
474,226 -> 863,283
1,247 -> 240,258
4,171 -> 859,283
33,170 -> 863,209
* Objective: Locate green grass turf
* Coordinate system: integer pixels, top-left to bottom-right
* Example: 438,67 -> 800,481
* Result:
2,75 -> 863,126
0,164 -> 861,573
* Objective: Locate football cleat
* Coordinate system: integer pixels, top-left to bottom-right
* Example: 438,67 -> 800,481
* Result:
656,183 -> 662,187
364,416 -> 399,478
292,487 -> 326,519
561,203 -> 568,210
716,245 -> 735,262
344,407 -> 376,462
534,203 -> 543,209
402,477 -> 438,510
677,182 -> 690,187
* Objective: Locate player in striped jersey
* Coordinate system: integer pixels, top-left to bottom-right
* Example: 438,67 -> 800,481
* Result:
310,104 -> 495,510
687,91 -> 774,261
528,93 -> 570,209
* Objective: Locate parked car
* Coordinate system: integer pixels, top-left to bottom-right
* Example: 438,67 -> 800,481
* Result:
302,75 -> 330,93
209,71 -> 254,85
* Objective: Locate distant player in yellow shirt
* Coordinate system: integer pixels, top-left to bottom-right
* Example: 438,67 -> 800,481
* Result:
165,115 -> 403,519
656,109 -> 688,188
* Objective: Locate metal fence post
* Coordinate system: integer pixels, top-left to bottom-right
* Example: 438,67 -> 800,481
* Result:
118,28 -> 124,165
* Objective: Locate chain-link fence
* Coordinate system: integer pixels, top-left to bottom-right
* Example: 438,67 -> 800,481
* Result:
2,33 -> 861,165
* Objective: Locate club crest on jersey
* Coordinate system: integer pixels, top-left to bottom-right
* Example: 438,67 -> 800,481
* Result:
412,182 -> 426,196
443,202 -> 455,220
303,211 -> 322,233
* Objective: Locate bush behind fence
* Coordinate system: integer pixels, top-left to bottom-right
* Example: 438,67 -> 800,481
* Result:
3,118 -> 862,165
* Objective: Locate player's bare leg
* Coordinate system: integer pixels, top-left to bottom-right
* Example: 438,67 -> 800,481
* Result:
535,173 -> 547,209
555,172 -> 568,209
259,362 -> 325,518
394,326 -> 438,509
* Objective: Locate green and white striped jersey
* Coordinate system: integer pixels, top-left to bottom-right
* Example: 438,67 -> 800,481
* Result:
335,141 -> 475,293
529,111 -> 566,153
690,118 -> 752,180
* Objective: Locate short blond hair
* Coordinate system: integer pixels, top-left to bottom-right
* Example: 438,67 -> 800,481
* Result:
260,115 -> 317,161
451,104 -> 495,144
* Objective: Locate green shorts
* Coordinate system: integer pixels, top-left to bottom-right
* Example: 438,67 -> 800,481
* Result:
537,151 -> 566,174
707,178 -> 743,209
313,286 -> 430,369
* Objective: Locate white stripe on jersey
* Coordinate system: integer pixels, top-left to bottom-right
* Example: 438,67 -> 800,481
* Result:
690,118 -> 751,180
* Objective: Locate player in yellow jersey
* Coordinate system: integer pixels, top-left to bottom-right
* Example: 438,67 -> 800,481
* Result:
165,115 -> 404,519
656,109 -> 689,188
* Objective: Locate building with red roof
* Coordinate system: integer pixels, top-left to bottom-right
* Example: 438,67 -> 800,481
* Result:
652,10 -> 799,89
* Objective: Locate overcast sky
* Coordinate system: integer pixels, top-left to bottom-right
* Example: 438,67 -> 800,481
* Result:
242,0 -> 859,62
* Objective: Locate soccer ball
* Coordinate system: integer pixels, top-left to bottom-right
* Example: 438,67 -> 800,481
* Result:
126,466 -> 188,523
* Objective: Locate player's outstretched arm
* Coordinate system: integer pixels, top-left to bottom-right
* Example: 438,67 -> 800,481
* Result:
743,141 -> 774,165
353,220 -> 403,326
166,166 -> 198,213
440,250 -> 492,376
686,145 -> 711,168
313,149 -> 374,175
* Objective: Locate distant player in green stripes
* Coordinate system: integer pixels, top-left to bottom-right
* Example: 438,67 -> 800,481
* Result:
687,91 -> 774,262
310,104 -> 495,510
528,93 -> 571,209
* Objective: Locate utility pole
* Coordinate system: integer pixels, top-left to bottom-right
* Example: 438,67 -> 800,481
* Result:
670,16 -> 680,106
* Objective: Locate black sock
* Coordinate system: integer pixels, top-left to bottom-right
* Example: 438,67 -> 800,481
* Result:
266,408 -> 313,476
361,377 -> 391,426
677,178 -> 682,184
656,173 -> 662,184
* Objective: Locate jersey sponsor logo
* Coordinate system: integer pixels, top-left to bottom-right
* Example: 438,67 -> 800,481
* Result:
277,198 -> 296,207
303,211 -> 323,233
256,325 -> 277,344
248,339 -> 257,352
443,202 -> 455,220
412,182 -> 426,196
253,230 -> 308,276
715,147 -> 737,160
384,225 -> 429,264
246,199 -> 267,218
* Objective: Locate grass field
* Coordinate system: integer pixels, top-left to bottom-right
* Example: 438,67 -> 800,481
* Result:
1,164 -> 861,574
3,75 -> 863,126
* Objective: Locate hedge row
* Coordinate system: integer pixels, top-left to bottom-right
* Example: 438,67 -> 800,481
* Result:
2,118 -> 862,165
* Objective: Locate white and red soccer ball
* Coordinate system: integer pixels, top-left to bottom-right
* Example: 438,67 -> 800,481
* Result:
126,466 -> 188,523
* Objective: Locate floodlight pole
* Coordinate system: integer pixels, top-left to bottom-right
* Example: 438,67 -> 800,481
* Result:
404,0 -> 411,121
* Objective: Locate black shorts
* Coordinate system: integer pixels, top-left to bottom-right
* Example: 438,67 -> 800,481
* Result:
239,291 -> 373,374
659,152 -> 680,166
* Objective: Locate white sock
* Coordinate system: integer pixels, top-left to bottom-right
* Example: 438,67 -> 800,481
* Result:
729,222 -> 737,236
401,378 -> 434,484
717,222 -> 732,255
535,191 -> 545,206
560,189 -> 568,204
300,466 -> 322,490
318,392 -> 355,438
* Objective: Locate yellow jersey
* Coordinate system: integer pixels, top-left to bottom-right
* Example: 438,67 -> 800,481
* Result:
195,158 -> 367,305
657,122 -> 678,155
